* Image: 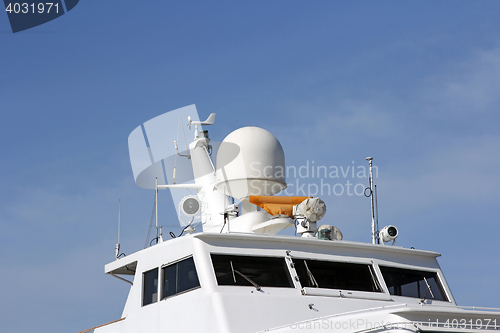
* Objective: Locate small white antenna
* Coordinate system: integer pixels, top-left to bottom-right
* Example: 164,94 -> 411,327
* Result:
374,184 -> 380,244
115,199 -> 121,258
155,178 -> 163,243
174,116 -> 191,159
180,116 -> 190,158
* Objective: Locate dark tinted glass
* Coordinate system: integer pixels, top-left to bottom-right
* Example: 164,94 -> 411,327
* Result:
294,259 -> 382,292
143,268 -> 158,306
178,257 -> 200,293
161,257 -> 200,300
211,254 -> 293,288
162,264 -> 177,299
380,266 -> 448,301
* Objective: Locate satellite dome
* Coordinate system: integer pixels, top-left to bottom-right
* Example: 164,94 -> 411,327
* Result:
215,127 -> 286,200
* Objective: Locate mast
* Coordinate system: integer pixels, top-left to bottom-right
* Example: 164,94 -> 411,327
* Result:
115,199 -> 121,258
366,157 -> 376,244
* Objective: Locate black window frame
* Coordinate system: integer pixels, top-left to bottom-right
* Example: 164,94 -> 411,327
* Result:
379,265 -> 449,302
293,258 -> 383,293
211,254 -> 294,288
142,268 -> 159,306
161,256 -> 200,300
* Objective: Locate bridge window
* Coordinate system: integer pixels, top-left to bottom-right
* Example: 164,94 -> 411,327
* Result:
142,268 -> 158,306
293,259 -> 382,292
211,254 -> 293,288
162,257 -> 200,300
380,266 -> 448,301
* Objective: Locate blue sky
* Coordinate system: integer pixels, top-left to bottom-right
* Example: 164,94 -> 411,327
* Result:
2,1 -> 500,332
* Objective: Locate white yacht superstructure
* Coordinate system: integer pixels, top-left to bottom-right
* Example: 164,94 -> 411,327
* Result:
79,105 -> 500,333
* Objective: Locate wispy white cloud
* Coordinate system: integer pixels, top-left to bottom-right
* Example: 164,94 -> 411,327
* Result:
422,47 -> 500,118
384,135 -> 500,212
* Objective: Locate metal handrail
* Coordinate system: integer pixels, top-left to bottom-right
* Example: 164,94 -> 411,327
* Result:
458,306 -> 500,312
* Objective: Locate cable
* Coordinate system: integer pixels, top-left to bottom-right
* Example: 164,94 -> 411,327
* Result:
178,226 -> 188,237
178,218 -> 194,237
220,213 -> 228,233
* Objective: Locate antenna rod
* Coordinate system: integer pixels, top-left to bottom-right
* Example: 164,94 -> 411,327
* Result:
155,178 -> 159,242
180,116 -> 190,158
116,199 -> 121,258
155,177 -> 163,243
366,157 -> 376,244
375,184 -> 380,244
155,178 -> 158,232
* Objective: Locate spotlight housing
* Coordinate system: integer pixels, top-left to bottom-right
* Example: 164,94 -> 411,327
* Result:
180,196 -> 201,217
380,225 -> 398,245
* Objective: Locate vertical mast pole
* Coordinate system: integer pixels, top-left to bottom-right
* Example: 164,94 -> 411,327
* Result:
155,177 -> 159,242
155,177 -> 163,243
116,199 -> 121,258
366,157 -> 376,244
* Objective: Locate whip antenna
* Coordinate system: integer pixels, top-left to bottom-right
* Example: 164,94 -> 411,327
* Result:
115,199 -> 125,259
375,184 -> 380,244
115,199 -> 120,258
366,157 -> 377,244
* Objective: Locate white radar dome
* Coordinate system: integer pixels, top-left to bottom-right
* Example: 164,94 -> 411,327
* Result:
215,127 -> 286,200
